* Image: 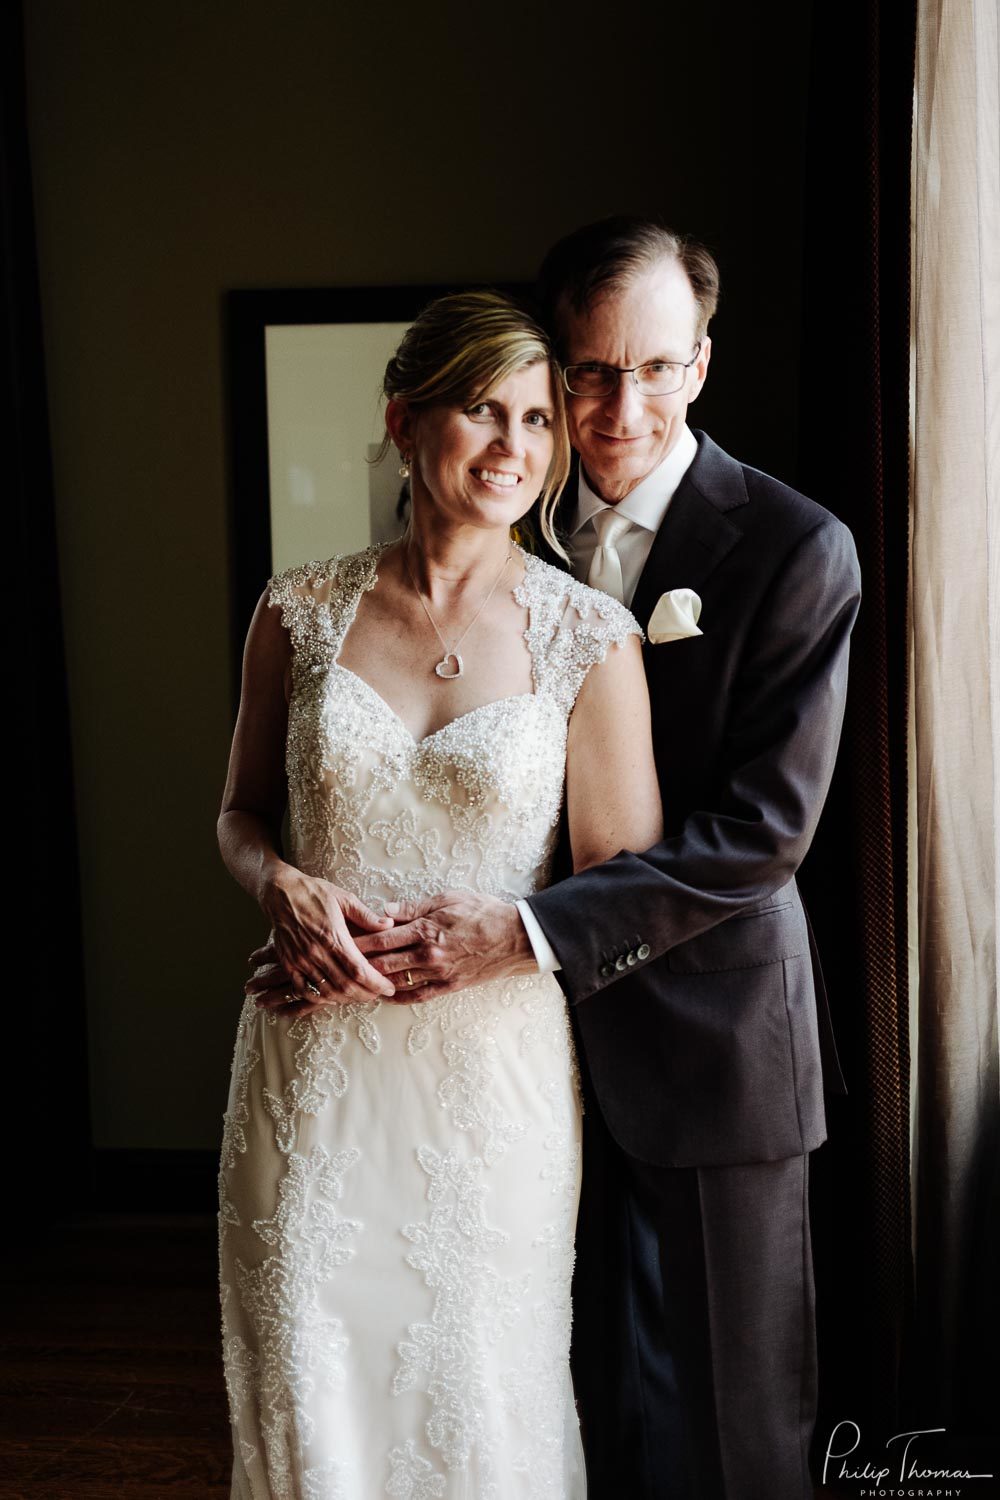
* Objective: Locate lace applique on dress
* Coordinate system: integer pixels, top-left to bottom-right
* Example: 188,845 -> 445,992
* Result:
386,1440 -> 447,1499
219,543 -> 637,1497
232,1144 -> 362,1491
406,978 -> 534,1165
262,1013 -> 351,1153
394,1145 -> 510,1493
514,551 -> 643,713
267,544 -> 640,907
302,1459 -> 352,1500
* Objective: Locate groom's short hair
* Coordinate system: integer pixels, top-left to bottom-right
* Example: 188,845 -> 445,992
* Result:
538,215 -> 720,349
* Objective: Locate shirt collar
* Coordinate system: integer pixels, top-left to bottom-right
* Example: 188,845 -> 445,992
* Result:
569,424 -> 698,535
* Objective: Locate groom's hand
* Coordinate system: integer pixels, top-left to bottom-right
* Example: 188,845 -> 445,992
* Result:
356,890 -> 538,998
243,945 -> 324,1017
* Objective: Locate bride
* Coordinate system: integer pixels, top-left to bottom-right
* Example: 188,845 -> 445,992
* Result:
216,290 -> 662,1499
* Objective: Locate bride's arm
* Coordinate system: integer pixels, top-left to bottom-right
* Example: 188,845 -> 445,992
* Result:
564,633 -> 663,873
218,587 -> 395,1004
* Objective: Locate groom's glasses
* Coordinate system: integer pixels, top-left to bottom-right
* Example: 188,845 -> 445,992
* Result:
562,343 -> 703,398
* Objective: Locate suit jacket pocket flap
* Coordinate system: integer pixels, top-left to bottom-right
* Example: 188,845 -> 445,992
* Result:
667,903 -> 805,974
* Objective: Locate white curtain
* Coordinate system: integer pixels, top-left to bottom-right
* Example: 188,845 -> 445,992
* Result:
911,0 -> 999,1417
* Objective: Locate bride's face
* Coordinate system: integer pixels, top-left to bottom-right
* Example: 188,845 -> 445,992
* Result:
406,361 -> 556,531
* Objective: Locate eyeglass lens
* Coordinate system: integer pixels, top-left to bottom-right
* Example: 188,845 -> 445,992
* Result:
564,362 -> 687,396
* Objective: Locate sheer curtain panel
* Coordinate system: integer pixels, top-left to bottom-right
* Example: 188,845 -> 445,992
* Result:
911,0 -> 999,1431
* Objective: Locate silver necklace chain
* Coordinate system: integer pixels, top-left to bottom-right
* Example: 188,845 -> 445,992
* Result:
403,544 -> 514,681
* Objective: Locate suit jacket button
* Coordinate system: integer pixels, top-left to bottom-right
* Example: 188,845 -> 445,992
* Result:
626,950 -> 637,966
615,956 -> 627,972
600,963 -> 613,979
637,943 -> 651,960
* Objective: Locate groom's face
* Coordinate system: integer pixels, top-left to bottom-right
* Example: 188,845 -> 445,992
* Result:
562,258 -> 711,503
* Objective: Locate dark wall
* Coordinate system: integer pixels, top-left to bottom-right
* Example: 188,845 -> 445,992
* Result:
23,0 -> 812,1148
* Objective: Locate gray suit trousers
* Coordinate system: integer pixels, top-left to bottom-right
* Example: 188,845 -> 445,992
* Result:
571,1092 -> 818,1499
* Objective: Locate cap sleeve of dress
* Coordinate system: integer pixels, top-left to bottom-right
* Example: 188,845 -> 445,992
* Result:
515,551 -> 643,717
266,556 -> 341,677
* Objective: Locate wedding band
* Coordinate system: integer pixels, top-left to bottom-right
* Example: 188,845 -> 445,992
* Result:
405,969 -> 414,987
305,981 -> 321,996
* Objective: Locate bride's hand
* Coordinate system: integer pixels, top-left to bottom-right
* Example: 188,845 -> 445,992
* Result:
246,948 -> 414,1015
258,867 -> 397,1003
245,954 -> 320,1017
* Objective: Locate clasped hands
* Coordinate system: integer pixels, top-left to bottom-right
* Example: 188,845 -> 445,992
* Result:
246,877 -> 537,1018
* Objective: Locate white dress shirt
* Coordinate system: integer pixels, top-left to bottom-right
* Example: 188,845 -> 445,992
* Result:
516,425 -> 699,973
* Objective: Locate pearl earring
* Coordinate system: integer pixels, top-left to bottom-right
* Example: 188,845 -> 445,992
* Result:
398,455 -> 411,479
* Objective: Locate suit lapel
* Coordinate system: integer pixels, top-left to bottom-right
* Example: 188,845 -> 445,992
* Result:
630,430 -> 749,627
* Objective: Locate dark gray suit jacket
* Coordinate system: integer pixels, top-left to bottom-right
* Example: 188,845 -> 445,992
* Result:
526,429 -> 861,1170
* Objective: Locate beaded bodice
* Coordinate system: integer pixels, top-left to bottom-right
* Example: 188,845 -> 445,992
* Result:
267,543 -> 641,909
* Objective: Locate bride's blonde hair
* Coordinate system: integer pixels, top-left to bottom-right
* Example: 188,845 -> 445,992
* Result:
375,290 -> 570,559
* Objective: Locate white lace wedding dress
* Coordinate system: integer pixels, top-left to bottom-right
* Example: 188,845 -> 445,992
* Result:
218,542 -> 640,1500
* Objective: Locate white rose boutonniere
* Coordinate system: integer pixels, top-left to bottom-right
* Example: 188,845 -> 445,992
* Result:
647,588 -> 703,643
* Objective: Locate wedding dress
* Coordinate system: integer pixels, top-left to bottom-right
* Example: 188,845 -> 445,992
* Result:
218,542 -> 639,1500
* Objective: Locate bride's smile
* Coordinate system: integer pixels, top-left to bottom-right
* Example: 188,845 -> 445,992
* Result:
390,360 -> 557,533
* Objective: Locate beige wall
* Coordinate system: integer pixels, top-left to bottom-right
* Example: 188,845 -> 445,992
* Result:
22,0 -> 811,1148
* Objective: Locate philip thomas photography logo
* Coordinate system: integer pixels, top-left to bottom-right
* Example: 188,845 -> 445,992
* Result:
822,1421 -> 995,1497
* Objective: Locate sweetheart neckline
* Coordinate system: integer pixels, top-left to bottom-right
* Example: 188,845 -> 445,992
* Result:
327,542 -> 541,748
331,663 -> 540,747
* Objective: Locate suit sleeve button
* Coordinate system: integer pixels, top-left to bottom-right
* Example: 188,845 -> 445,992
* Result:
626,951 -> 637,966
600,963 -> 613,979
615,956 -> 627,972
637,943 -> 651,960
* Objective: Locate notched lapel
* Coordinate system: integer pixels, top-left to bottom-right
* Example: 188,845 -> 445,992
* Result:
631,431 -> 748,626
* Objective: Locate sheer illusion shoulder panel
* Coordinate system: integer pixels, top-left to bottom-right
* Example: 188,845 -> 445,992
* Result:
265,556 -> 343,679
517,554 -> 643,716
266,548 -> 384,683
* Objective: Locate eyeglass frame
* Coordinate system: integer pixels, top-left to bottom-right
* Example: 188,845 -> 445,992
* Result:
561,342 -> 703,398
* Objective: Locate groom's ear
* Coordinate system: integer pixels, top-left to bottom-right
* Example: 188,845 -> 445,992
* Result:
385,398 -> 417,455
687,336 -> 712,403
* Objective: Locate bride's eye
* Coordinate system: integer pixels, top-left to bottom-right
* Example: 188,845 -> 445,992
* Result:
525,412 -> 551,428
466,402 -> 492,420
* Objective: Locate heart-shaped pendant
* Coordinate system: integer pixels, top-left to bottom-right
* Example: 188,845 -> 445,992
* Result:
435,652 -> 464,680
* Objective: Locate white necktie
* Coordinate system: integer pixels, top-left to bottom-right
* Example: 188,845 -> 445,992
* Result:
586,508 -> 632,602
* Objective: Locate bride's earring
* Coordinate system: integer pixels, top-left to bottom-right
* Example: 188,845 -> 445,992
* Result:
398,454 -> 411,479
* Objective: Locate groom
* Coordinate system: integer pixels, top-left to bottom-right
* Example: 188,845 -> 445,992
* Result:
253,217 -> 861,1497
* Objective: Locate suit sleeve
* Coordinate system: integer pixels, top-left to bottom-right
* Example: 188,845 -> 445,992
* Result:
525,514 -> 862,1004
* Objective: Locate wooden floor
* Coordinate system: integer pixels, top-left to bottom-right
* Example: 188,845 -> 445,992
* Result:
0,1214 -> 231,1499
